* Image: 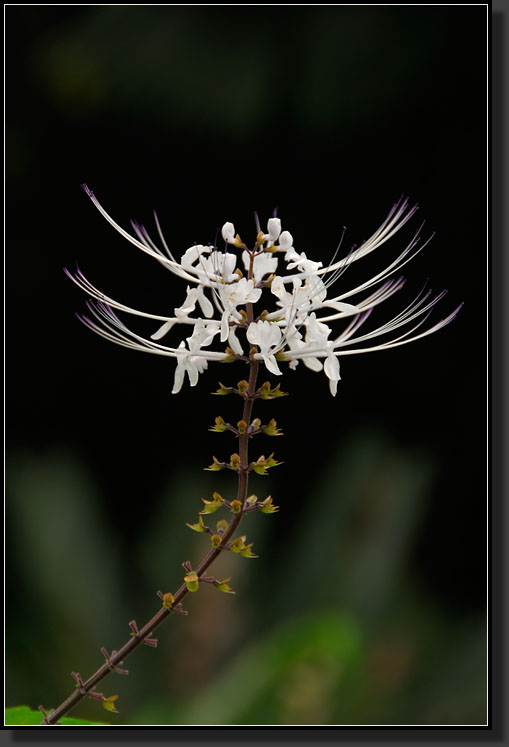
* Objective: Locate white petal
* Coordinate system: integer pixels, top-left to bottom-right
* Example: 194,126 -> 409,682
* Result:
327,301 -> 362,314
271,275 -> 290,304
151,320 -> 175,340
222,253 -> 238,282
303,356 -> 323,372
242,250 -> 251,273
220,310 -> 229,342
228,327 -> 244,355
324,353 -> 340,382
246,321 -> 260,346
172,357 -> 185,394
188,362 -> 200,387
197,287 -> 214,318
252,252 -> 278,282
268,322 -> 283,348
284,248 -> 300,262
181,244 -> 210,270
264,354 -> 282,376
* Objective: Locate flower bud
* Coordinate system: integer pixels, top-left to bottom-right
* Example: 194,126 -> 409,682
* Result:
221,222 -> 235,243
210,415 -> 229,433
162,592 -> 175,609
265,218 -> 281,242
210,534 -> 222,548
216,519 -> 229,533
221,222 -> 244,248
223,347 -> 237,363
278,230 -> 293,251
230,499 -> 242,514
230,453 -> 241,470
255,230 -> 265,247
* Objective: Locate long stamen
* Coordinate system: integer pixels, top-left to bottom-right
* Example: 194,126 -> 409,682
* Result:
71,193 -> 460,395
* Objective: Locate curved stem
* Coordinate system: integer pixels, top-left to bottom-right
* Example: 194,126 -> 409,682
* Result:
42,359 -> 260,726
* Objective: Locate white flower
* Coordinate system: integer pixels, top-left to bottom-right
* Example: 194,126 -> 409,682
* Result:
286,252 -> 323,274
151,284 -> 213,340
172,345 -> 207,394
68,187 -> 461,395
242,249 -> 278,283
246,320 -> 283,376
181,245 -> 238,284
217,278 -> 262,342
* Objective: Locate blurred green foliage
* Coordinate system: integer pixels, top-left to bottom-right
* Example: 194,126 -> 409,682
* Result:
6,429 -> 486,725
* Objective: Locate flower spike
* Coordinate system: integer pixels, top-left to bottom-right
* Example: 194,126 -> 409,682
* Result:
69,192 -> 460,397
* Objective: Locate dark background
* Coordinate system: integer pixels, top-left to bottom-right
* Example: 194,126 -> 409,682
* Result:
6,5 -> 487,726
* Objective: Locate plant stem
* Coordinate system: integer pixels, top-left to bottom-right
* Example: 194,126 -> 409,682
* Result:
42,359 -> 259,726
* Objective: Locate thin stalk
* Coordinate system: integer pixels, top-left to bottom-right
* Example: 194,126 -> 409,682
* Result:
42,330 -> 260,726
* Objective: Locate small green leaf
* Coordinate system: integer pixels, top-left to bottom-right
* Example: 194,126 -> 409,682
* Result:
214,577 -> 236,594
263,419 -> 283,436
230,535 -> 258,558
209,416 -> 228,433
259,495 -> 279,514
186,514 -> 208,533
204,457 -> 225,472
200,491 -> 224,514
212,382 -> 233,396
102,695 -> 119,714
5,705 -> 109,726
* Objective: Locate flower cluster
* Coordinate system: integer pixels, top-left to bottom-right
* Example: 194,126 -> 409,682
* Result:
66,187 -> 461,396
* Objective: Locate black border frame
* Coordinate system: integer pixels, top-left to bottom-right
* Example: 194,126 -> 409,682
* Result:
3,1 -> 500,744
